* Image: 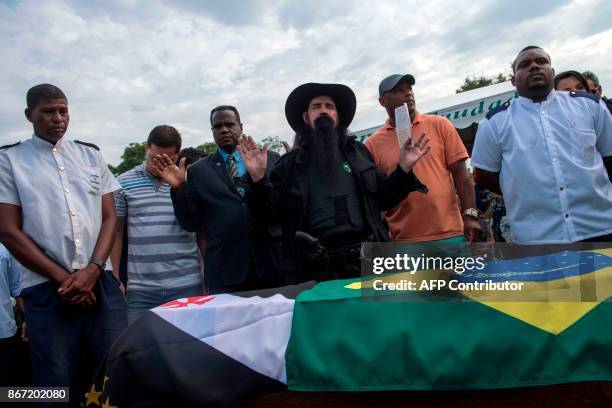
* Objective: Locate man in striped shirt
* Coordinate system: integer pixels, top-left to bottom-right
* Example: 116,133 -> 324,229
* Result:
111,125 -> 203,324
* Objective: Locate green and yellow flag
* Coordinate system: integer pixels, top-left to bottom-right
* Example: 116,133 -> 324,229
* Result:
286,249 -> 612,391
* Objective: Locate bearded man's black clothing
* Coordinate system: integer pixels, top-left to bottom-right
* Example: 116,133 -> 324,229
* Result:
247,129 -> 427,284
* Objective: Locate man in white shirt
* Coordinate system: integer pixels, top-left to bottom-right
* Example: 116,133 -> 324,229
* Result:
472,46 -> 612,244
0,84 -> 127,404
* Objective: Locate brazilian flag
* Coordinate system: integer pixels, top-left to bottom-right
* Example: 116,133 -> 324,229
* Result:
287,248 -> 612,390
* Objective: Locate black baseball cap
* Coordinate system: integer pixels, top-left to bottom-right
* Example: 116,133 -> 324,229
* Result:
378,74 -> 416,97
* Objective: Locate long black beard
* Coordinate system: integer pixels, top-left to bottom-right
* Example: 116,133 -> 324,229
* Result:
300,116 -> 344,185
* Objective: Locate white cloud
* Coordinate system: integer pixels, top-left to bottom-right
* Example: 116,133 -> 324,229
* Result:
0,0 -> 610,165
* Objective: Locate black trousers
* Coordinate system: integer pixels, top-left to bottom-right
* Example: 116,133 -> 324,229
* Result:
580,233 -> 612,242
300,243 -> 362,282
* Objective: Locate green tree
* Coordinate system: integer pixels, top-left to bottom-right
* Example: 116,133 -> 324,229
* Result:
456,73 -> 508,93
196,142 -> 218,155
196,137 -> 289,155
261,136 -> 287,153
108,142 -> 145,175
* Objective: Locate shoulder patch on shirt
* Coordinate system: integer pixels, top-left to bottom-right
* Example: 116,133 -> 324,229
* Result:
74,140 -> 100,150
569,91 -> 600,104
485,101 -> 511,120
0,141 -> 20,151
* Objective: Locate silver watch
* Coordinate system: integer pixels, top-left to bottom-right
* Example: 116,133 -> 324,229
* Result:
463,208 -> 479,219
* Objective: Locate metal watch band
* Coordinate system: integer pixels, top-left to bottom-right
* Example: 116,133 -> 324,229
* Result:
463,208 -> 479,219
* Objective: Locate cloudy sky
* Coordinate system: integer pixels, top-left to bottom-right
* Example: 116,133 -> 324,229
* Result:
1,0 -> 610,165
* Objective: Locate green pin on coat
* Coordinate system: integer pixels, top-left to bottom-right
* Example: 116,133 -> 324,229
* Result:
342,162 -> 352,174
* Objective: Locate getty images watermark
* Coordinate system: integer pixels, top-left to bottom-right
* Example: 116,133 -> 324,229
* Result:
370,252 -> 524,292
359,242 -> 611,301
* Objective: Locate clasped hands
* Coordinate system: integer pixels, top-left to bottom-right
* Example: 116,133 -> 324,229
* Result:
57,263 -> 101,307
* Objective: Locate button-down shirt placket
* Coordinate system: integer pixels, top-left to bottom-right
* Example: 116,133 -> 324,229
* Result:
51,141 -> 86,267
537,101 -> 576,241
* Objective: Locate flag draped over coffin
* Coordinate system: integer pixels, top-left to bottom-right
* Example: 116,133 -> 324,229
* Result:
85,250 -> 612,407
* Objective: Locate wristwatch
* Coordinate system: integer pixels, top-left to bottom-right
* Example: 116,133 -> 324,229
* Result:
89,258 -> 106,272
463,208 -> 479,219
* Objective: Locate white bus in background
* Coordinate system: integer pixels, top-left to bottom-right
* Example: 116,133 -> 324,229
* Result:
352,81 -> 518,156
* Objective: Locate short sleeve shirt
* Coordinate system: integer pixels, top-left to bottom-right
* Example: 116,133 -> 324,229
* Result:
115,164 -> 202,291
471,90 -> 612,243
0,135 -> 120,289
365,111 -> 468,242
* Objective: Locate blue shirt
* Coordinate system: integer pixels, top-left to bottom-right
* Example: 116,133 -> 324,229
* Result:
217,148 -> 246,177
472,89 -> 612,244
0,243 -> 20,339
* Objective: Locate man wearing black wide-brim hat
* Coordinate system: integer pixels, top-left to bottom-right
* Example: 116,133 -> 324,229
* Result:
238,83 -> 431,283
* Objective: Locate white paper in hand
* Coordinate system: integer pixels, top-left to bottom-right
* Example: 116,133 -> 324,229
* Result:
395,103 -> 412,147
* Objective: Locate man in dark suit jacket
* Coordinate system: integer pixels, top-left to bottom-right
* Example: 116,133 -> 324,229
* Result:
152,106 -> 280,293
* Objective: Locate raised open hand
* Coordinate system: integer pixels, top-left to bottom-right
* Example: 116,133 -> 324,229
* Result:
237,134 -> 268,182
399,132 -> 431,173
150,155 -> 187,190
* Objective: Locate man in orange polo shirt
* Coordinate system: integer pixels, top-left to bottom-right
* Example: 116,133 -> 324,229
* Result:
365,74 -> 482,243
